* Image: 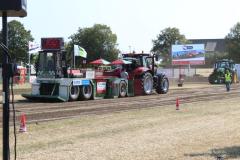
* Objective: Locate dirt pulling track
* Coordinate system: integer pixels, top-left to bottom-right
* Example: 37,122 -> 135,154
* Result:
2,83 -> 240,124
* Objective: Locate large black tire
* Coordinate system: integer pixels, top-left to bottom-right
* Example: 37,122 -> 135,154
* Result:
156,75 -> 169,94
141,72 -> 153,95
119,80 -> 127,97
208,74 -> 214,84
69,84 -> 80,101
80,85 -> 93,100
208,74 -> 224,84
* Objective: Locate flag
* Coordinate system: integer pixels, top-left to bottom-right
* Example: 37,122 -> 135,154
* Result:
29,41 -> 40,54
74,45 -> 87,58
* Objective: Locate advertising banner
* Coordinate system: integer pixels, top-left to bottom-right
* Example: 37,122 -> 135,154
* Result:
97,81 -> 107,94
172,44 -> 205,65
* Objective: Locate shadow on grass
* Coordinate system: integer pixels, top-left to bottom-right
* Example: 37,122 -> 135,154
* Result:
17,99 -> 63,103
184,146 -> 240,159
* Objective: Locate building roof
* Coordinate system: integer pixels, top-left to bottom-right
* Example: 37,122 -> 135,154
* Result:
189,39 -> 226,52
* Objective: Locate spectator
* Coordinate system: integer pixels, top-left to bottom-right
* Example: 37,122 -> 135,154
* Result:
120,68 -> 129,79
225,69 -> 231,92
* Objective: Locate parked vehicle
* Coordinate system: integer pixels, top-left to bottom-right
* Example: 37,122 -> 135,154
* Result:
208,59 -> 237,84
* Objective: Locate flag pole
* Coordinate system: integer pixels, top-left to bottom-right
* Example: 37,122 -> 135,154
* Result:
73,51 -> 75,68
73,45 -> 76,68
28,50 -> 30,82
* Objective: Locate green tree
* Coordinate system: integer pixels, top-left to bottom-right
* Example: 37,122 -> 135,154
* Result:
0,20 -> 34,64
67,24 -> 119,65
225,22 -> 240,63
151,27 -> 188,65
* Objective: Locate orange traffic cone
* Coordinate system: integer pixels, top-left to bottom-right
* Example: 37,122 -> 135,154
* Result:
176,98 -> 180,110
19,113 -> 27,133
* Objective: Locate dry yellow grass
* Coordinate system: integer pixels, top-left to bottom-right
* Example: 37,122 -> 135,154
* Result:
1,96 -> 240,160
0,83 -> 31,90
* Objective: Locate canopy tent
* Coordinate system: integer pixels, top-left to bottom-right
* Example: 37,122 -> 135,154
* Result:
111,59 -> 132,65
89,58 -> 110,65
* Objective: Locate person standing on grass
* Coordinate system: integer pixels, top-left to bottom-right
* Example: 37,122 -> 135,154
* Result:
225,69 -> 231,92
120,67 -> 129,79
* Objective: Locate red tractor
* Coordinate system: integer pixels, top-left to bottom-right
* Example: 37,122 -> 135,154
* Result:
122,53 -> 169,95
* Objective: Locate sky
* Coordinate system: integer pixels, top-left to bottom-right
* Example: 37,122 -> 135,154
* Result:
3,0 -> 240,53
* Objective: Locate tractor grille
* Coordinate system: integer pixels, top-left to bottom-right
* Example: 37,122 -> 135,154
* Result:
40,83 -> 59,96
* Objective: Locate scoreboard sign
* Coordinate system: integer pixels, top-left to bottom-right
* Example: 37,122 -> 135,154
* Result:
41,38 -> 64,51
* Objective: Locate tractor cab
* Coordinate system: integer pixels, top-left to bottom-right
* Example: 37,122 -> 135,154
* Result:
36,38 -> 67,79
213,59 -> 235,72
122,53 -> 154,74
123,54 -> 151,67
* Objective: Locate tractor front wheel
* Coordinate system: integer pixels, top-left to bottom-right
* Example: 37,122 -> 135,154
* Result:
156,75 -> 169,94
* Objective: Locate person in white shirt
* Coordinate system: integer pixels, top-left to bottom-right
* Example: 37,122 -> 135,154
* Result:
120,68 -> 129,79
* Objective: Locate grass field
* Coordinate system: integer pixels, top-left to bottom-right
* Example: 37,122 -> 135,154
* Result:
1,95 -> 240,160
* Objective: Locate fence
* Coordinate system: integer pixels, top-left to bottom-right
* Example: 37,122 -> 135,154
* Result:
235,64 -> 240,80
157,68 -> 212,78
0,67 -> 214,84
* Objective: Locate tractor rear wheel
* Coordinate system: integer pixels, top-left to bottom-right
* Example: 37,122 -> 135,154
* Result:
141,72 -> 153,95
69,84 -> 80,101
156,75 -> 169,94
119,80 -> 127,97
80,85 -> 93,100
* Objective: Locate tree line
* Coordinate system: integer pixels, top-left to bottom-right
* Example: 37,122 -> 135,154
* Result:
1,20 -> 240,67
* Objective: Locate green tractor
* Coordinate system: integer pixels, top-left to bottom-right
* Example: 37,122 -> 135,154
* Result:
208,59 -> 236,84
